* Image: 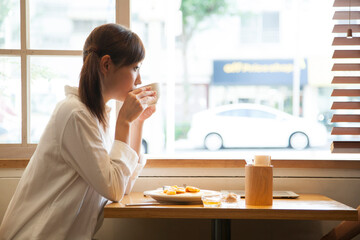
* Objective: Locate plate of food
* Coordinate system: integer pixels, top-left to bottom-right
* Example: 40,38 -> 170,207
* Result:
144,185 -> 220,203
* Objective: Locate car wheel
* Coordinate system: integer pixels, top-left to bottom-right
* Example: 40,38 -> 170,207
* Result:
141,139 -> 148,154
289,132 -> 309,150
204,133 -> 223,151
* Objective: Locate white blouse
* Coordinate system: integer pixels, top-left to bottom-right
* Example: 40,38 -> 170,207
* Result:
0,86 -> 145,240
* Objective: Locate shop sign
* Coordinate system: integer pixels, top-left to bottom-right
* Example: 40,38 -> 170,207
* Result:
213,59 -> 307,86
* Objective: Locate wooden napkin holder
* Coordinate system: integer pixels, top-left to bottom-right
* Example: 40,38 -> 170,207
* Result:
245,164 -> 273,206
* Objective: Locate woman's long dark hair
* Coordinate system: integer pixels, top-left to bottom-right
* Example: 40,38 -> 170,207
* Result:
79,23 -> 145,128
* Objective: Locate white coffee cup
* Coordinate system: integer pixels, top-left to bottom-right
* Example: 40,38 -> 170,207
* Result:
141,82 -> 160,105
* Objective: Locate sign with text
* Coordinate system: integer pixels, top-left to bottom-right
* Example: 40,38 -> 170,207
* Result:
213,59 -> 308,86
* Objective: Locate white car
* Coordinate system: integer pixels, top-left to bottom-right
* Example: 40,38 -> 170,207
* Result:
187,103 -> 328,151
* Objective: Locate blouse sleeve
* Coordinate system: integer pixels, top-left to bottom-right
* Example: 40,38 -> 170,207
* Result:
60,109 -> 138,202
125,154 -> 147,194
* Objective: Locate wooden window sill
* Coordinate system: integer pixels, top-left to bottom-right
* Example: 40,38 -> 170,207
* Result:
1,158 -> 360,169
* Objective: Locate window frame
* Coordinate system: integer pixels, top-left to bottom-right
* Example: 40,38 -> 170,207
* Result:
0,0 -> 130,158
0,0 -> 358,162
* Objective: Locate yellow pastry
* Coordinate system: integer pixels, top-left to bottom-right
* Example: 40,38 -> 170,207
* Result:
185,186 -> 200,193
166,189 -> 177,195
175,187 -> 185,194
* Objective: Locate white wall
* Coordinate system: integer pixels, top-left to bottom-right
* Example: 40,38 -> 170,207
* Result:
1,167 -> 359,240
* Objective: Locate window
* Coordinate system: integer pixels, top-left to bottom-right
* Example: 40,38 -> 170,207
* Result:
217,109 -> 276,119
0,0 -> 116,158
29,56 -> 82,143
248,110 -> 276,119
240,11 -> 280,44
218,110 -> 248,117
130,0 -> 358,160
0,0 -> 20,49
1,0 -> 359,160
262,12 -> 280,43
0,57 -> 21,143
29,0 -> 115,50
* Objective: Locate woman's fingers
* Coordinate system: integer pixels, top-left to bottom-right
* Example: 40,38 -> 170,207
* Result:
131,86 -> 151,95
139,95 -> 156,106
137,105 -> 156,122
136,90 -> 156,100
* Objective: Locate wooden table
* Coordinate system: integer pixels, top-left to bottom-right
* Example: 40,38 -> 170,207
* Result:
104,192 -> 358,240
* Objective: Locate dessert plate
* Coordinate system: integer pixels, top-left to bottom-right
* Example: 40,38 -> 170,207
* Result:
144,189 -> 220,203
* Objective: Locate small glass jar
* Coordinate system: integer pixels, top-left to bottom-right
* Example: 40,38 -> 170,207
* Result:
201,193 -> 222,207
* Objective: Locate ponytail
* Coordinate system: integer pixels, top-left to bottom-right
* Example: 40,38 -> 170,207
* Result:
79,51 -> 107,128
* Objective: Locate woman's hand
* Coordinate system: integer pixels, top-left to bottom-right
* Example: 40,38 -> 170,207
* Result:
137,105 -> 156,122
114,87 -> 155,143
117,87 -> 156,124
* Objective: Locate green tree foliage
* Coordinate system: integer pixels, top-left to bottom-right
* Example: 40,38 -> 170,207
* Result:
180,0 -> 228,45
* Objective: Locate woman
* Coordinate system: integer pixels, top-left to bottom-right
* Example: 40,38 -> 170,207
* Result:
0,23 -> 155,239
